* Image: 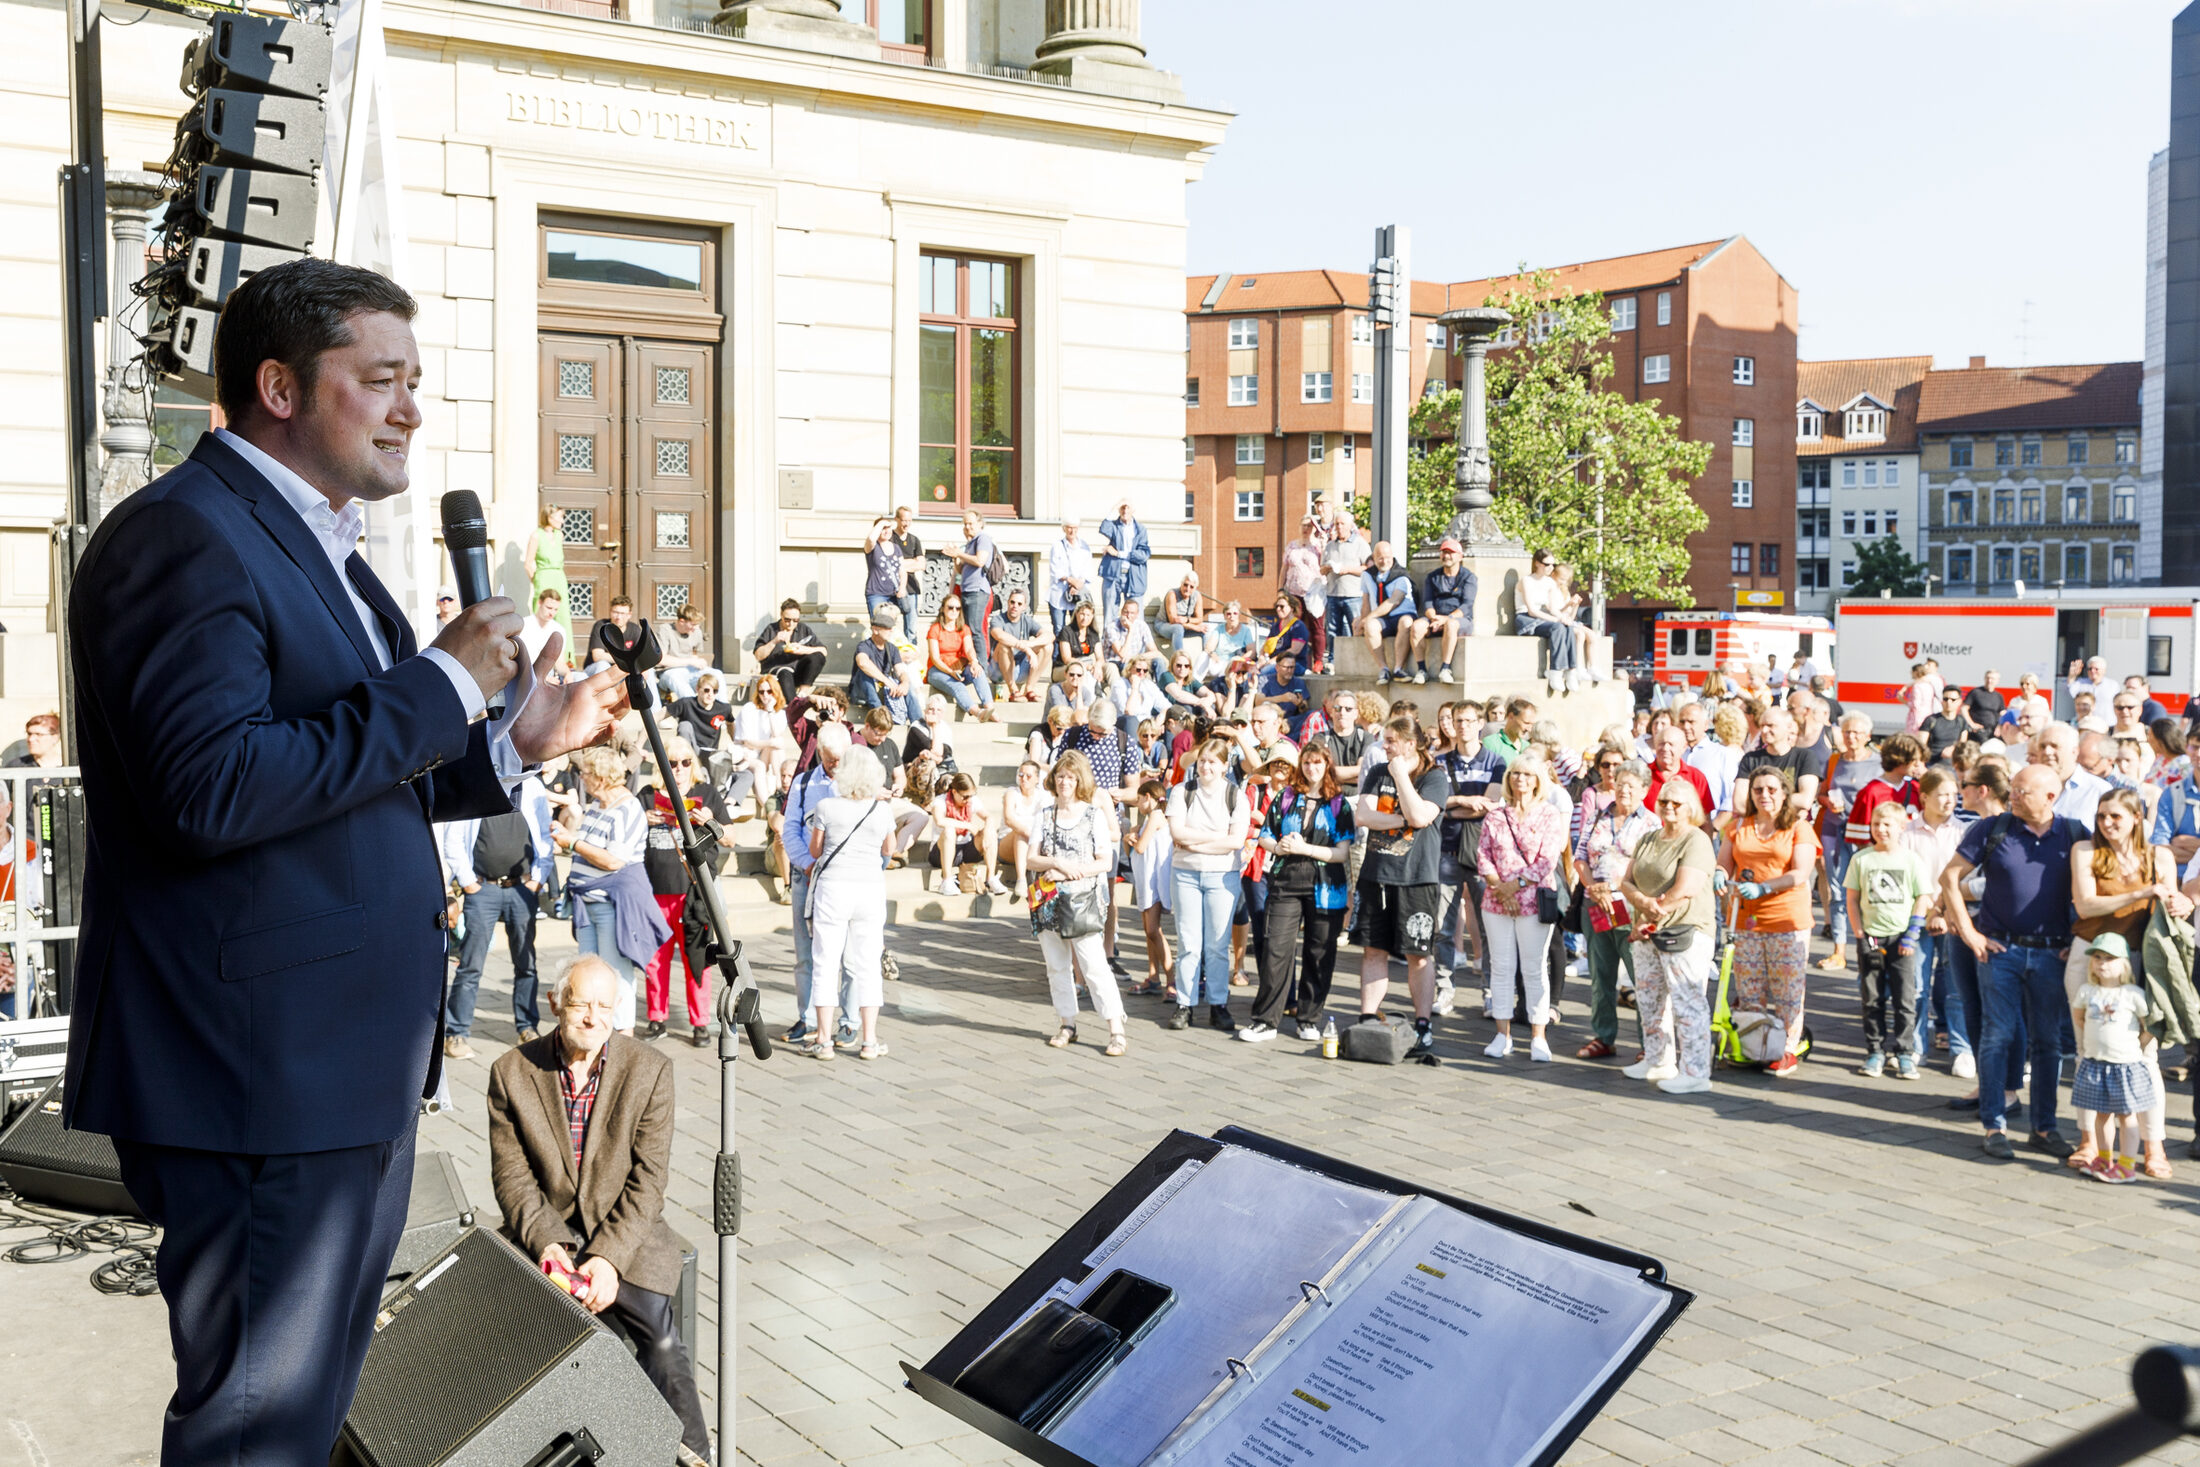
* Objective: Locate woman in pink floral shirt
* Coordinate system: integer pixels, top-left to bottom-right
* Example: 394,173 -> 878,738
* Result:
1477,753 -> 1568,1062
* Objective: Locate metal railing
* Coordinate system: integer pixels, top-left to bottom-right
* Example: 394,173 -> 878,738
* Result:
0,766 -> 82,1026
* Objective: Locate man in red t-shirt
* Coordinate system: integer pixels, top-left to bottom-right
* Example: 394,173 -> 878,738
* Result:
1645,727 -> 1712,817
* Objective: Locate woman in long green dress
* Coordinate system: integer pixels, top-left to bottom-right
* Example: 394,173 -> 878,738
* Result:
525,504 -> 574,663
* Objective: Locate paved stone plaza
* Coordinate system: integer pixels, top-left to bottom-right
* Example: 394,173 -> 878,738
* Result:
6,916 -> 2200,1467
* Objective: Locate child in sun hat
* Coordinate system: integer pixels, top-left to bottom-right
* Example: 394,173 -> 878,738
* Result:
2070,932 -> 2155,1185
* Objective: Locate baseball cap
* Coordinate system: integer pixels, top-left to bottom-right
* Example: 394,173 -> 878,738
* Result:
2088,933 -> 2130,961
1439,537 -> 1462,553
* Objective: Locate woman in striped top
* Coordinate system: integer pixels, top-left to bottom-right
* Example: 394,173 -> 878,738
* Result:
553,744 -> 662,1034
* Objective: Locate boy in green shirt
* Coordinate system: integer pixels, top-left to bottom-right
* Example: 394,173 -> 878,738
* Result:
1845,801 -> 1931,1079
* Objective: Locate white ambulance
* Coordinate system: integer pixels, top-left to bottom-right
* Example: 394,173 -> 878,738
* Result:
1834,592 -> 2200,732
1651,611 -> 1835,692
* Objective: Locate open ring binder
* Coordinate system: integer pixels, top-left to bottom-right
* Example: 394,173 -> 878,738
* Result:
903,1126 -> 1693,1467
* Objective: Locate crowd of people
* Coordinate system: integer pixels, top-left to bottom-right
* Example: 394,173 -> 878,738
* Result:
477,508 -> 2200,1187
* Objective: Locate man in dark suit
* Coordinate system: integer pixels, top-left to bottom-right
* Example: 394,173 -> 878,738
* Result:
62,258 -> 625,1464
487,956 -> 711,1463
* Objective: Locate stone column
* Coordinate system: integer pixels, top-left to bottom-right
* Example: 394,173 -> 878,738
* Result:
98,171 -> 167,516
1435,306 -> 1526,644
711,0 -> 881,61
1033,0 -> 1182,101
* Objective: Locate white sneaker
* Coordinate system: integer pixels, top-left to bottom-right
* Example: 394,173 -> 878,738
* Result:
1484,1032 -> 1513,1058
1567,669 -> 1585,693
1433,978 -> 1457,1017
1437,667 -> 1455,684
1657,1073 -> 1712,1095
1237,1022 -> 1277,1043
986,876 -> 1011,895
1296,1021 -> 1323,1041
1564,957 -> 1586,978
1547,671 -> 1565,695
1952,1052 -> 1977,1080
1529,1037 -> 1553,1063
1412,668 -> 1428,685
1622,1057 -> 1678,1081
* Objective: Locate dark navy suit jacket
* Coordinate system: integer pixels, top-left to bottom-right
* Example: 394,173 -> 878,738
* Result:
62,433 -> 511,1154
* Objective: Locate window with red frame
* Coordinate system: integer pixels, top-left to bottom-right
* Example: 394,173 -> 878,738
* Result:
918,252 -> 1019,516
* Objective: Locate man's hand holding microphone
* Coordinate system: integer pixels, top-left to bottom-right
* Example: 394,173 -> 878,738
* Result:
435,491 -> 627,762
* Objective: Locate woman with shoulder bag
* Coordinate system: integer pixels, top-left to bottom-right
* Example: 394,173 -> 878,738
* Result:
2069,786 -> 2190,1178
1718,764 -> 1819,1075
1476,753 -> 1568,1061
1577,758 -> 1657,1060
1029,750 -> 1128,1057
1620,780 -> 1718,1094
801,745 -> 896,1061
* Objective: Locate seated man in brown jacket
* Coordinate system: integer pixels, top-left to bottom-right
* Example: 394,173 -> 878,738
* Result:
488,955 -> 712,1465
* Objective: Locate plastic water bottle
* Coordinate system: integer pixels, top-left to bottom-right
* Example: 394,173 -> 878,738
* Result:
1320,1015 -> 1339,1060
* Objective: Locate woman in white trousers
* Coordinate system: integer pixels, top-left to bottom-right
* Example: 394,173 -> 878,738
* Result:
1619,781 -> 1718,1094
1028,750 -> 1128,1057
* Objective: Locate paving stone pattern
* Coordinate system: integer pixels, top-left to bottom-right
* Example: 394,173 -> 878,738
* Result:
9,915 -> 2200,1467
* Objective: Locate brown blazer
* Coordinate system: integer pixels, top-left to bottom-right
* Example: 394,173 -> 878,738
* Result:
486,1032 -> 685,1297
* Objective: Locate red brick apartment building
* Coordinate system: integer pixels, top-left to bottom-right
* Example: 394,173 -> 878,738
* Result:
1183,237 -> 1798,657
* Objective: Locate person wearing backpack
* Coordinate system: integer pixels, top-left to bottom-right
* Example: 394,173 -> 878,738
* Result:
942,508 -> 1004,682
1240,744 -> 1354,1043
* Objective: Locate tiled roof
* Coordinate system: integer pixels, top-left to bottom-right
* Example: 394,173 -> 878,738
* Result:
1445,238 -> 1731,309
1796,356 -> 1933,455
1916,362 -> 2142,434
1187,237 -> 1742,318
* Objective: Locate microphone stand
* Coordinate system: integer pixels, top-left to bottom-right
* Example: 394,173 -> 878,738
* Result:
593,619 -> 770,1464
2018,1345 -> 2200,1467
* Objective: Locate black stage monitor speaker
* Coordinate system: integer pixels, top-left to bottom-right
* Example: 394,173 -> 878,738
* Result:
339,1227 -> 681,1467
0,1078 -> 137,1216
388,1150 -> 473,1281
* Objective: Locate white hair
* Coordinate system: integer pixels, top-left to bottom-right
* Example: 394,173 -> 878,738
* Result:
551,954 -> 620,1012
815,722 -> 852,760
833,744 -> 887,800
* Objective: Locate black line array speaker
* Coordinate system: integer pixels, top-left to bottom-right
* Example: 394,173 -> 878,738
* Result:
0,1077 -> 137,1216
387,1150 -> 473,1282
337,1227 -> 681,1467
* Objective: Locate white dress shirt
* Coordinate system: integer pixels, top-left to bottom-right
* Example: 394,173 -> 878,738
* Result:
216,429 -> 483,719
1047,534 -> 1099,610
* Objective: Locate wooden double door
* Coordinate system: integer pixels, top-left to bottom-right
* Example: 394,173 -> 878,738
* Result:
538,333 -> 714,635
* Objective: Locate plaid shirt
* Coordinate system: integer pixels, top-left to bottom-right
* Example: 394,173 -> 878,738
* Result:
558,1038 -> 608,1168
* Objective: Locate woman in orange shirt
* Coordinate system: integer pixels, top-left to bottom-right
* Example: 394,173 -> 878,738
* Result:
925,597 -> 1003,724
1719,764 -> 1819,1075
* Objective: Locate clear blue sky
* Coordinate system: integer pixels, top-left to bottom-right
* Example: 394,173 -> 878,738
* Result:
1145,0 -> 2180,371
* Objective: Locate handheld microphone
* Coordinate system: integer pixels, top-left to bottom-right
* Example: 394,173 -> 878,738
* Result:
439,490 -> 494,607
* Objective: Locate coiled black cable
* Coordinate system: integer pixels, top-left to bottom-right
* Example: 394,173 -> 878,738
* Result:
0,1177 -> 160,1296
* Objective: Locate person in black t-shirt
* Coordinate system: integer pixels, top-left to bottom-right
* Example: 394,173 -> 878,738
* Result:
1735,708 -> 1826,815
640,736 -> 733,1045
1353,714 -> 1451,1052
754,597 -> 829,701
1962,671 -> 2006,738
587,595 -> 641,667
1918,688 -> 1970,764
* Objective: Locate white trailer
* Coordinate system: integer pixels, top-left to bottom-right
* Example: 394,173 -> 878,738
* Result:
1834,593 -> 2200,732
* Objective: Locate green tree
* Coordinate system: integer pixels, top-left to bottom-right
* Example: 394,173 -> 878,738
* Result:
1397,271 -> 1713,604
1842,535 -> 1929,599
